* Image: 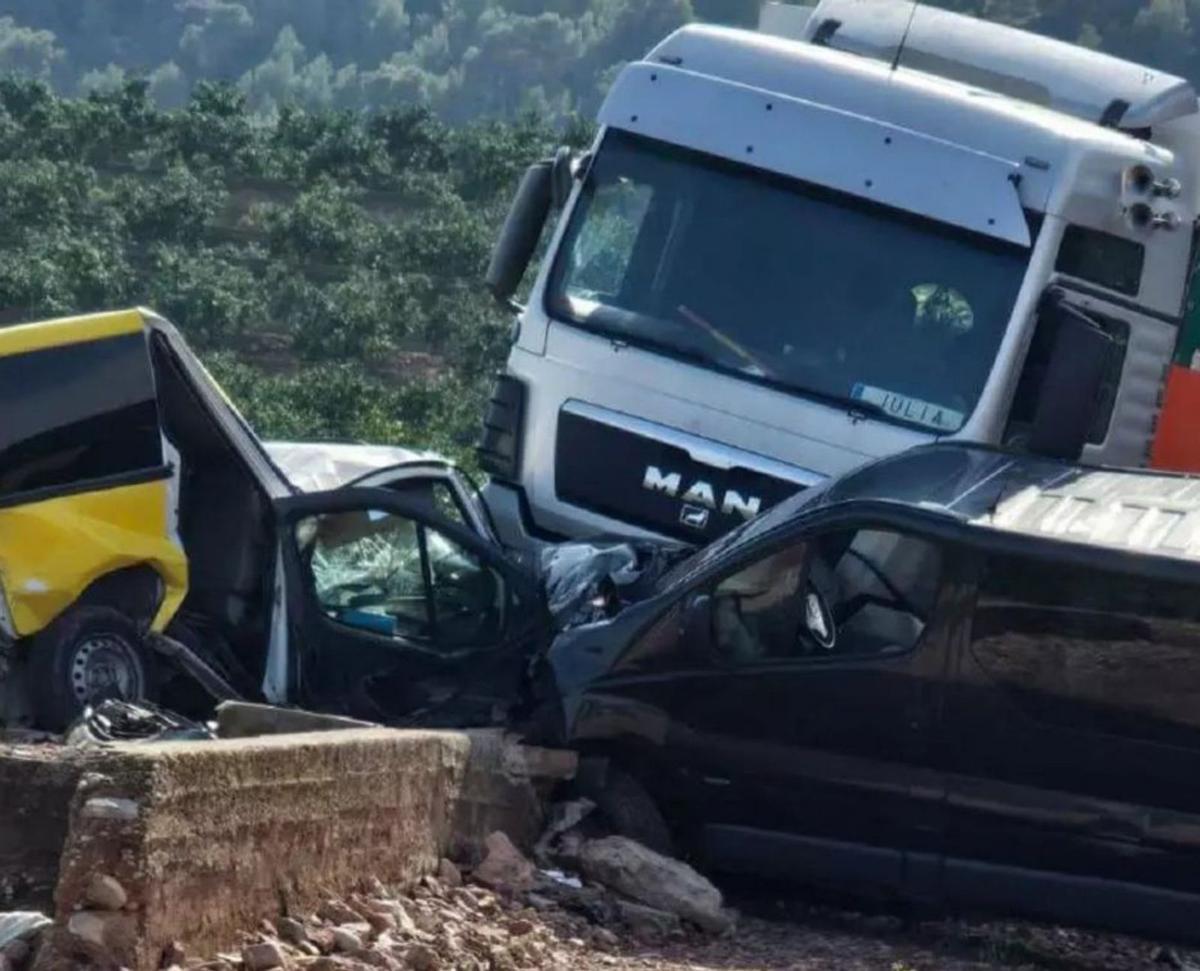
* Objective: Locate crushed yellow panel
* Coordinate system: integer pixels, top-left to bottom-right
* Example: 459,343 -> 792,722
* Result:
0,308 -> 145,359
0,479 -> 188,637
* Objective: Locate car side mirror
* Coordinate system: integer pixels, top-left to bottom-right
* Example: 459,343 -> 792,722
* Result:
1028,290 -> 1115,462
485,159 -> 554,310
680,592 -> 714,664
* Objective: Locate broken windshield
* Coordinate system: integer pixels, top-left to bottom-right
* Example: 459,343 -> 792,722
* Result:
547,130 -> 1031,434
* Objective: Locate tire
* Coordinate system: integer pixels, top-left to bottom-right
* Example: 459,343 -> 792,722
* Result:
591,766 -> 675,857
30,606 -> 156,732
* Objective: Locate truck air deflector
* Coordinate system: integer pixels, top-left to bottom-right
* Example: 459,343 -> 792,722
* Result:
784,0 -> 1199,131
599,63 -> 1030,247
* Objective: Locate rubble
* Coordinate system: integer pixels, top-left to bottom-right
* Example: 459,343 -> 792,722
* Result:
471,834 -> 535,895
82,875 -> 127,912
578,837 -> 733,935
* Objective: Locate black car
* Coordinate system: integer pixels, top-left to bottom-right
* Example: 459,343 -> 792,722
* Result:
540,443 -> 1200,944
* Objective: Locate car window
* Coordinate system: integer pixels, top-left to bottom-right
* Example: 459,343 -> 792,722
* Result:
971,554 -> 1200,748
302,509 -> 432,640
0,332 -> 162,500
425,528 -> 506,649
299,507 -> 506,651
712,528 -> 943,665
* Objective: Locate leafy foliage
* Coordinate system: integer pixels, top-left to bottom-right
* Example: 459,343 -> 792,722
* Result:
0,0 -> 1193,466
0,0 -> 702,121
0,77 -> 566,464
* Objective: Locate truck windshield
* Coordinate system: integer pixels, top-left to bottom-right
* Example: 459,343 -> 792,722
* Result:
546,130 -> 1031,434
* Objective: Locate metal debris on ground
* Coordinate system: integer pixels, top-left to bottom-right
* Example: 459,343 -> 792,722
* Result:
65,700 -> 215,747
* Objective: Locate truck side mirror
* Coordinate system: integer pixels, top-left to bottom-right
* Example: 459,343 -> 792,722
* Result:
680,592 -> 714,664
485,160 -> 554,310
1027,291 -> 1115,462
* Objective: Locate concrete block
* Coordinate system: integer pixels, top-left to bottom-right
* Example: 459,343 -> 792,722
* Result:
50,729 -> 472,971
0,746 -> 96,908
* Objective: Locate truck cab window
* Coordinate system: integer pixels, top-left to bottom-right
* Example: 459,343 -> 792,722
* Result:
712,528 -> 943,664
1055,225 -> 1145,297
568,178 -> 653,299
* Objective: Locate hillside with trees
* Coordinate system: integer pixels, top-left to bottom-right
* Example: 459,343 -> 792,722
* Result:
0,76 -> 584,459
0,0 -> 1192,461
0,2 -> 1194,122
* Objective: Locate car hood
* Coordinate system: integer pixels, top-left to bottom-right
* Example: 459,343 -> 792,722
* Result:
265,440 -> 446,493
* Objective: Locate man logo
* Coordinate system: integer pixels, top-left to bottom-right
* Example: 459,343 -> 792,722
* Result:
643,465 -> 762,521
679,504 -> 710,530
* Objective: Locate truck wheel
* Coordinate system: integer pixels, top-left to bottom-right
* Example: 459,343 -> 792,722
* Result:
31,606 -> 155,731
593,767 -> 675,858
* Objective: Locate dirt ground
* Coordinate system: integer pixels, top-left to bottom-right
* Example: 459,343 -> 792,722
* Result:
578,908 -> 1200,971
181,871 -> 1200,971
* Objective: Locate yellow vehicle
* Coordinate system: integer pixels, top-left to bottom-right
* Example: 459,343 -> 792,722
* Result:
0,308 -> 290,729
1,307 -> 532,733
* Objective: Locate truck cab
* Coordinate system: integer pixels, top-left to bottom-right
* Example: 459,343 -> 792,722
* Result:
479,0 -> 1200,550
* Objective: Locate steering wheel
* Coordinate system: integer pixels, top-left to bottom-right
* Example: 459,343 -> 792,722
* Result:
796,580 -> 838,654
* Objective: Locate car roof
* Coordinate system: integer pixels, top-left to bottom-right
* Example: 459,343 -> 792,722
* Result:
264,441 -> 452,493
820,443 -> 1200,567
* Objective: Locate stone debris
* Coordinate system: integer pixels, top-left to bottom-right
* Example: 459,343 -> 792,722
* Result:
241,941 -> 286,970
79,797 -> 139,821
578,836 -> 733,934
165,832 -> 731,971
83,874 -> 128,912
331,926 -> 364,954
435,861 -> 461,890
471,833 -> 535,895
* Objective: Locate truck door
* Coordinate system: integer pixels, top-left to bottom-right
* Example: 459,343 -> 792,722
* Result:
273,488 -> 545,727
941,549 -> 1200,941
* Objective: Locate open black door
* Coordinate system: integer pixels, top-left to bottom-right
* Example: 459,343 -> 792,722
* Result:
273,487 -> 546,727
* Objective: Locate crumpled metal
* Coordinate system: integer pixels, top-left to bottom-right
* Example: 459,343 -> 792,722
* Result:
540,541 -> 684,628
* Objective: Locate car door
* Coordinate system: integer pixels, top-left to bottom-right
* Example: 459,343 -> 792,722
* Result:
274,487 -> 545,727
941,548 -> 1200,941
582,518 -> 960,900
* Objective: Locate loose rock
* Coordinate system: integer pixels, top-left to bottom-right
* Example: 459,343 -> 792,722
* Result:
472,832 -> 535,894
332,927 -> 364,954
277,918 -> 308,946
242,941 -> 287,971
616,900 -> 683,942
436,860 -> 461,890
318,900 -> 362,926
161,940 -> 187,968
402,943 -> 439,971
85,874 -> 129,911
80,797 -> 140,821
579,836 -> 732,933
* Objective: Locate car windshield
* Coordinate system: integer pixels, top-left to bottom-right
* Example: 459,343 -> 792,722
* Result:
547,130 -> 1031,434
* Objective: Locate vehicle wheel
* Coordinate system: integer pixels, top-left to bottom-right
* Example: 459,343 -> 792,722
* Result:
592,766 -> 675,857
31,606 -> 156,731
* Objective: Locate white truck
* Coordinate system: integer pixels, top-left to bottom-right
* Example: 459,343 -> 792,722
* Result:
479,0 -> 1200,547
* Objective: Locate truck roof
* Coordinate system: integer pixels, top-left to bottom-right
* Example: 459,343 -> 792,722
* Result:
644,23 -> 1179,191
821,443 -> 1200,572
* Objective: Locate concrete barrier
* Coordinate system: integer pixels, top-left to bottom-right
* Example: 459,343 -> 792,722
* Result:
0,747 -> 94,909
12,726 -> 574,971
